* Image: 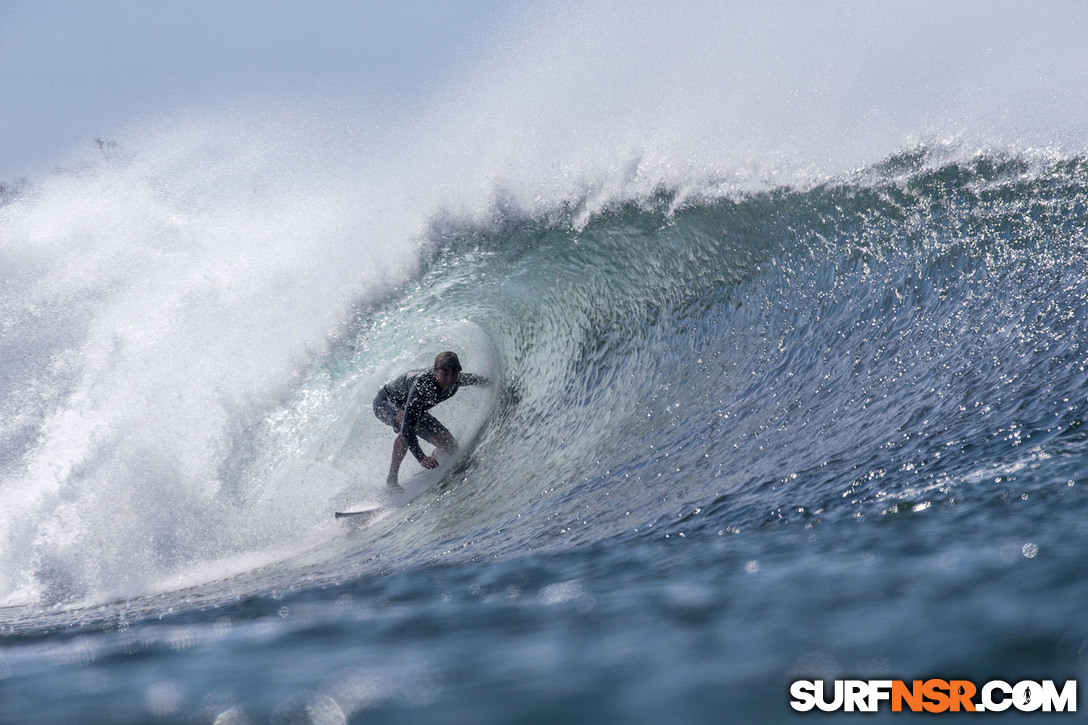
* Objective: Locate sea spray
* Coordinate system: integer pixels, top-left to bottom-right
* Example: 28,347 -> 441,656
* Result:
0,118 -> 427,604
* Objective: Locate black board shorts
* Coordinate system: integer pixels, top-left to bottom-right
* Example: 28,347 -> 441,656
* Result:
373,394 -> 450,441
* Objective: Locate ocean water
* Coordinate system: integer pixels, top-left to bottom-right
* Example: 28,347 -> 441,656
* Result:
3,3 -> 1088,723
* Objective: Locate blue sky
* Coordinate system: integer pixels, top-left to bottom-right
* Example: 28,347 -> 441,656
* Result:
0,0 -> 523,181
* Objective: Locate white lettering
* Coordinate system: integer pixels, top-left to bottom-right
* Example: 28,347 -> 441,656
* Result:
790,680 -> 816,712
815,679 -> 844,712
791,677 -> 1077,713
1040,680 -> 1077,712
1014,680 -> 1043,711
844,680 -> 869,712
982,680 -> 1013,712
867,680 -> 893,711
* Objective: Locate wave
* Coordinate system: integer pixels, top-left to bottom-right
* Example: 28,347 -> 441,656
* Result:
2,0 -> 1088,617
420,148 -> 1088,547
6,138 -> 1086,618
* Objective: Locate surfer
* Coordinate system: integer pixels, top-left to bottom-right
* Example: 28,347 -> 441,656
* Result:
373,351 -> 490,491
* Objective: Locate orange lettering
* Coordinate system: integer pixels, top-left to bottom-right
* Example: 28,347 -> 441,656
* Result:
948,680 -> 977,712
892,680 -> 924,712
923,679 -> 950,713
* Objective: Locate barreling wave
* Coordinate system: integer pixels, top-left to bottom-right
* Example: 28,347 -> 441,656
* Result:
397,147 -> 1088,557
2,143 -> 1087,618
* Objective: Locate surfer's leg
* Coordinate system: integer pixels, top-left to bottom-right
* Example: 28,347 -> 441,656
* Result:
420,430 -> 457,456
381,407 -> 407,491
387,434 -> 408,491
373,395 -> 399,428
417,413 -> 457,456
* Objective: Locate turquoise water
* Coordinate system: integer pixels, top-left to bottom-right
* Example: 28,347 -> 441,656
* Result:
2,147 -> 1087,722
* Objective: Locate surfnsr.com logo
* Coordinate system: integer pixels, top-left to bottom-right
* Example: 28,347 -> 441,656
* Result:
790,679 -> 1077,713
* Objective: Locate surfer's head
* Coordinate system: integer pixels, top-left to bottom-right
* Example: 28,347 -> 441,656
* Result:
433,351 -> 462,391
434,351 -> 462,373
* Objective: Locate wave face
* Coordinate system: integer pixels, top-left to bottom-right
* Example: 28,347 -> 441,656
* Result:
3,2 -> 1088,722
435,148 -> 1088,544
374,149 -> 1088,580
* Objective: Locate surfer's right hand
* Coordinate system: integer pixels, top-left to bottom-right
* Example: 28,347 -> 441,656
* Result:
421,456 -> 439,469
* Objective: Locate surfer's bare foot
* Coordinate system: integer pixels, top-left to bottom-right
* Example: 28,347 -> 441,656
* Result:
386,479 -> 404,493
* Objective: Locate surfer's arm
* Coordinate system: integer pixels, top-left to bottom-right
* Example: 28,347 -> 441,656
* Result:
399,381 -> 429,463
459,373 -> 490,387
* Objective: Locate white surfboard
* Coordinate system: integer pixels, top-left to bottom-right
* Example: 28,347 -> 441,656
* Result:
333,463 -> 449,521
333,504 -> 383,520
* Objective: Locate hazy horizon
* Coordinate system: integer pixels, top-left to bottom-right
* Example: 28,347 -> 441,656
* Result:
0,0 -> 525,180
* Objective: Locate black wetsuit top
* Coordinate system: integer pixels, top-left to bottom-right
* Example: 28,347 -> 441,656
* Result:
374,369 -> 489,462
